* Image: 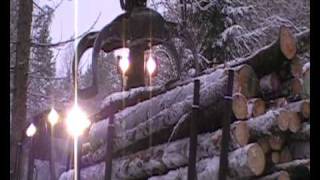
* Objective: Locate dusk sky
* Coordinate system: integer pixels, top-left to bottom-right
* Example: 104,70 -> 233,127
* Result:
35,0 -> 124,75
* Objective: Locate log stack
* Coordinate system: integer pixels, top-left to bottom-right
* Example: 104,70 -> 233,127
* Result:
59,26 -> 310,180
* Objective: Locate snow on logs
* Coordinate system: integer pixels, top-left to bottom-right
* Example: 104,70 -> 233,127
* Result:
148,143 -> 265,180
221,26 -> 297,78
87,65 -> 259,155
232,93 -> 266,120
61,121 -> 249,180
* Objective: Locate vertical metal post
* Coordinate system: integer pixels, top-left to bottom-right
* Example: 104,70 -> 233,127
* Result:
188,79 -> 200,180
66,138 -> 71,171
76,137 -> 82,180
104,114 -> 115,180
49,132 -> 56,180
27,138 -> 35,180
218,69 -> 234,180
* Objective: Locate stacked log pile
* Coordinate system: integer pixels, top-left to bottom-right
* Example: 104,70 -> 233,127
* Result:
59,26 -> 310,180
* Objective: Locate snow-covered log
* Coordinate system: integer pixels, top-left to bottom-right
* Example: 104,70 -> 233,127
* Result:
246,109 -> 290,140
60,121 -> 249,180
86,65 -> 259,156
221,26 -> 297,78
111,122 -> 249,179
285,99 -> 310,119
148,143 -> 265,180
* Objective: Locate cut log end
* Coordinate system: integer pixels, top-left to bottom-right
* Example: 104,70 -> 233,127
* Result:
278,171 -> 290,180
233,121 -> 250,146
271,151 -> 281,164
233,65 -> 259,98
280,147 -> 293,163
291,78 -> 303,96
232,93 -> 248,119
301,100 -> 310,119
248,98 -> 266,117
277,110 -> 290,131
280,26 -> 297,60
288,112 -> 302,133
247,143 -> 266,176
258,138 -> 271,154
290,58 -> 303,78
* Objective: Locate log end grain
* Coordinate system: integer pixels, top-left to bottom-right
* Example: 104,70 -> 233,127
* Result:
288,112 -> 302,133
233,121 -> 250,146
277,110 -> 291,131
258,138 -> 271,154
271,151 -> 281,164
233,65 -> 259,98
290,58 -> 303,78
232,93 -> 249,119
248,98 -> 266,118
247,143 -> 266,176
301,100 -> 310,119
280,26 -> 297,60
291,78 -> 303,96
280,147 -> 293,163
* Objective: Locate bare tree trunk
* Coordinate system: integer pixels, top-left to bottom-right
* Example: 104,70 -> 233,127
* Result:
10,0 -> 33,179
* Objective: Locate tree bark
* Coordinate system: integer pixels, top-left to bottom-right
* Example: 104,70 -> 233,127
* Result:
10,0 -> 33,179
148,143 -> 265,180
